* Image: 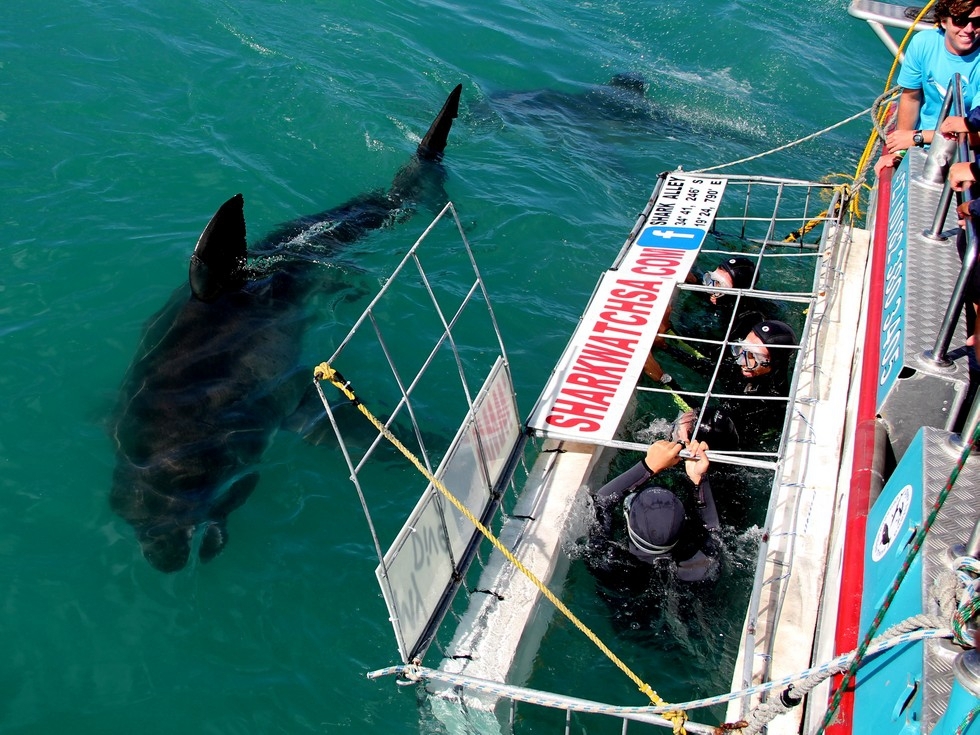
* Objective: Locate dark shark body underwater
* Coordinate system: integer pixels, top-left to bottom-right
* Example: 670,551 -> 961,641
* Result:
110,85 -> 462,573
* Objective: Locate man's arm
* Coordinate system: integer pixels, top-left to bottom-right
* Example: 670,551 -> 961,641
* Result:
950,160 -> 980,199
885,88 -> 927,153
683,438 -> 719,530
694,477 -> 720,531
897,87 -> 923,131
674,477 -> 721,582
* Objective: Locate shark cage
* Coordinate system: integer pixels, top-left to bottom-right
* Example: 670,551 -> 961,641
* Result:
311,201 -> 531,675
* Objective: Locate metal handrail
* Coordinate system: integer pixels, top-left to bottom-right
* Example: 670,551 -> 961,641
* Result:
922,82 -> 959,235
916,70 -> 980,444
954,384 -> 980,450
921,80 -> 960,191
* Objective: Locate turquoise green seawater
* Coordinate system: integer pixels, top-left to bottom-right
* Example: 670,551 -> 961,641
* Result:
2,1 -> 888,732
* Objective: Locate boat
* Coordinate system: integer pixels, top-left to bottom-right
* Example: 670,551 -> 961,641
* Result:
312,3 -> 980,733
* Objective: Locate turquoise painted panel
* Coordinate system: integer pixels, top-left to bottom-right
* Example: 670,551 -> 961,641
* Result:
853,428 -> 925,735
878,155 -> 911,410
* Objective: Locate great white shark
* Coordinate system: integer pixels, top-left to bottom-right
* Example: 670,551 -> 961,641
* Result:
482,74 -> 766,146
487,73 -> 653,126
110,84 -> 462,573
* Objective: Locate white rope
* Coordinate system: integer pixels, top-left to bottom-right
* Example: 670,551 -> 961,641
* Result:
368,564 -> 979,734
741,556 -> 980,735
368,621 -> 951,719
740,618 -> 948,735
688,107 -> 874,174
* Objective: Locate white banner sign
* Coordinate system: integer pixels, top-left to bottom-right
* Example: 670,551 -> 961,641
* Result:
527,174 -> 726,442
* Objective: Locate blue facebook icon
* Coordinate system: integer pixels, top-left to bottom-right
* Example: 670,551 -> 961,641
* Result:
637,226 -> 705,250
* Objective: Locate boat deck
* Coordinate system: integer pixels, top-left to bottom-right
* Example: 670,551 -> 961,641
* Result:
731,222 -> 870,732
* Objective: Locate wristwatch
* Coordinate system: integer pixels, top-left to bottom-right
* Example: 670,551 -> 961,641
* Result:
912,130 -> 925,147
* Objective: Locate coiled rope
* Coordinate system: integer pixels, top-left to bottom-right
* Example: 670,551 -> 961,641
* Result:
744,555 -> 980,735
313,362 -> 690,734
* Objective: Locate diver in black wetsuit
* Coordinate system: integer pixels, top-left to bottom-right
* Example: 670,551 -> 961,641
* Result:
588,439 -> 720,586
724,318 -> 797,396
701,256 -> 758,306
644,312 -> 797,453
644,255 -> 759,384
713,317 -> 798,453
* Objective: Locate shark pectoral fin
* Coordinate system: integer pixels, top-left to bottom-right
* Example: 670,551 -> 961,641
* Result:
282,383 -> 340,445
416,84 -> 462,161
199,522 -> 228,564
189,194 -> 248,302
211,472 -> 260,519
199,472 -> 260,564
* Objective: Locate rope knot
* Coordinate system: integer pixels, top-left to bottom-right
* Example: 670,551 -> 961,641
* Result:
313,362 -> 336,382
666,710 -> 688,735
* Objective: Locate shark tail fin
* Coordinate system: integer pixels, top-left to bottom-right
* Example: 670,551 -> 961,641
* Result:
416,84 -> 462,162
189,194 -> 248,302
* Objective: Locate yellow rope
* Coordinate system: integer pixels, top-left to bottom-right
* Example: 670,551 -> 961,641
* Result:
670,389 -> 692,413
783,180 -> 851,242
851,1 -> 935,218
313,361 -> 689,734
783,213 -> 826,243
669,328 -> 707,363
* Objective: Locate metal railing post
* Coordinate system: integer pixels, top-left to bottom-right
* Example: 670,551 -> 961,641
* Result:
924,74 -> 980,366
952,379 -> 980,452
967,516 -> 980,558
920,79 -> 960,191
922,141 -> 958,240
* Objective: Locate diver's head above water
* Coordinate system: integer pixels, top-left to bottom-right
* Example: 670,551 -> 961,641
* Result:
702,256 -> 756,304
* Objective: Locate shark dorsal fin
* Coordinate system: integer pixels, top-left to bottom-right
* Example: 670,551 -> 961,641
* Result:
416,84 -> 462,162
189,194 -> 248,302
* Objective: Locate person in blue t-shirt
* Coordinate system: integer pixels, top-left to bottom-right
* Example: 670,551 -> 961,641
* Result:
876,0 -> 980,175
